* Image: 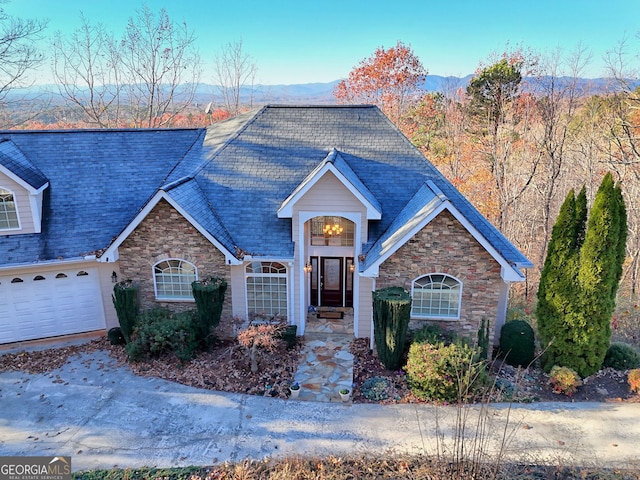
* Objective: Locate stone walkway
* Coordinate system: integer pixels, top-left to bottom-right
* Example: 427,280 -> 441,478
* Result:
291,308 -> 354,403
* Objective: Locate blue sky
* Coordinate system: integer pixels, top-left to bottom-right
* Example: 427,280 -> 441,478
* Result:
4,0 -> 638,85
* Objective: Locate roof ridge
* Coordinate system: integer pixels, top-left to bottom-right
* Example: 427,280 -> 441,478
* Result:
189,107 -> 267,179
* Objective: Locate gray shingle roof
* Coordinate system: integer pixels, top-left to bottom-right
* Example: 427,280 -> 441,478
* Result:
184,105 -> 531,268
0,128 -> 203,265
0,106 -> 532,272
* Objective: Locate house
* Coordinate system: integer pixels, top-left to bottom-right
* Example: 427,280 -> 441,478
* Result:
0,105 -> 532,346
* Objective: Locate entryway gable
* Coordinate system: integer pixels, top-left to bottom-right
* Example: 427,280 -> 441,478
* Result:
278,149 -> 381,220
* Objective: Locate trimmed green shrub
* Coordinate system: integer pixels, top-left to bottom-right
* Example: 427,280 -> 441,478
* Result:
125,308 -> 199,362
477,317 -> 490,360
112,280 -> 139,343
603,342 -> 640,370
107,327 -> 125,345
499,320 -> 535,367
405,341 -> 486,402
372,287 -> 411,370
191,277 -> 227,348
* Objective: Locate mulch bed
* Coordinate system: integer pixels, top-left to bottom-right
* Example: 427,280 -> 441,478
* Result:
2,335 -> 639,404
349,338 -> 640,404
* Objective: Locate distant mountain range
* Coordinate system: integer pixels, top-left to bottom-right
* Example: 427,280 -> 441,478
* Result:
9,75 -> 640,110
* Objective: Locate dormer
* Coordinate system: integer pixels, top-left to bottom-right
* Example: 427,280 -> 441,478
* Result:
0,140 -> 49,235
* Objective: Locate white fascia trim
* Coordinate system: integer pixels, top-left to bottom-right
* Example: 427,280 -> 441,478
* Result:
277,163 -> 381,220
362,201 -> 524,282
99,191 -> 241,265
0,256 -> 98,272
28,192 -> 43,233
243,255 -> 295,263
0,164 -> 48,195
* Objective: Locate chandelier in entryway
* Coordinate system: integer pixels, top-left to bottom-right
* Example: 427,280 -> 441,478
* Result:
323,223 -> 344,236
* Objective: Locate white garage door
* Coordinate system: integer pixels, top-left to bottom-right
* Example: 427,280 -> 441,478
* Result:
0,267 -> 106,344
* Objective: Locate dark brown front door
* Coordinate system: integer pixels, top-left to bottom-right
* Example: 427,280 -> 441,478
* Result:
320,257 -> 343,306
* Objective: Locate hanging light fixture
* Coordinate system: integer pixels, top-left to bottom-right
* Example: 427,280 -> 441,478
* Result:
323,222 -> 344,236
304,262 -> 312,274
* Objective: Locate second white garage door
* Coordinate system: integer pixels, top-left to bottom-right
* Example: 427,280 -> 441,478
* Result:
0,267 -> 106,344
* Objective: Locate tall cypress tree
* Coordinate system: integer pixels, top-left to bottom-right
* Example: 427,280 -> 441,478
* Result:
537,187 -> 587,372
576,173 -> 627,376
538,174 -> 627,378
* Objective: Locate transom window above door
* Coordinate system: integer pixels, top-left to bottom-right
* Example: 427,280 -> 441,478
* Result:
310,216 -> 354,246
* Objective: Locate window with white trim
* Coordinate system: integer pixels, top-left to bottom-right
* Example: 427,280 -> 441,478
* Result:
411,274 -> 462,319
310,216 -> 354,246
0,187 -> 19,230
154,259 -> 197,300
246,261 -> 287,318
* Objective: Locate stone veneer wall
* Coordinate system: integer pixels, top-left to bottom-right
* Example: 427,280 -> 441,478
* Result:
376,210 -> 503,344
118,199 -> 234,338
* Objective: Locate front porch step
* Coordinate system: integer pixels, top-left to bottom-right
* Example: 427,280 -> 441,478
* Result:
305,308 -> 354,335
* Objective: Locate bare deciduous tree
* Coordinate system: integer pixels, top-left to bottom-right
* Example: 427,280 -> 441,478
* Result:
119,5 -> 201,128
213,39 -> 257,116
51,15 -> 122,128
0,5 -> 47,127
531,45 -> 592,268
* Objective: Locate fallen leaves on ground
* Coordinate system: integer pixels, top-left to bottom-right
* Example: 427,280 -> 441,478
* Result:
1,335 -> 639,404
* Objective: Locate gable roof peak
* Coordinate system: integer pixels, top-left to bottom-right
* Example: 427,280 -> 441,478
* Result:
0,139 -> 49,192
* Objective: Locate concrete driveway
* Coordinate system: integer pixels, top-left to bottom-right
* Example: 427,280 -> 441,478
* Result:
1,349 -> 640,472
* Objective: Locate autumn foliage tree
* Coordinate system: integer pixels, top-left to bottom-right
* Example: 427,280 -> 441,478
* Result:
334,41 -> 427,123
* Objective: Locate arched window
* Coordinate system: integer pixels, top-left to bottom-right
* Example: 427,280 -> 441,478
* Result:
0,187 -> 19,230
310,216 -> 354,246
153,259 -> 197,300
245,262 -> 287,319
411,274 -> 462,319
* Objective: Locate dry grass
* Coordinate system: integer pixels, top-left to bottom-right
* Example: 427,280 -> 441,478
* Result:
73,455 -> 640,479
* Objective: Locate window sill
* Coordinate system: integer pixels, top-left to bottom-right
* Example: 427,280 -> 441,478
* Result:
155,297 -> 195,303
411,316 -> 460,322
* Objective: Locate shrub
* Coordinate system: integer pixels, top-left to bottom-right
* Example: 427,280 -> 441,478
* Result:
107,327 -> 125,346
499,320 -> 536,367
603,342 -> 640,370
405,341 -> 486,403
477,317 -> 490,360
112,280 -> 139,343
628,369 -> 640,393
278,324 -> 298,349
372,287 -> 411,370
191,277 -> 227,348
361,377 -> 390,401
125,308 -> 199,362
237,321 -> 285,373
412,323 -> 452,345
549,365 -> 582,397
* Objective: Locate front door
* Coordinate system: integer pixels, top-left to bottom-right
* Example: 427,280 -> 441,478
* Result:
321,257 -> 343,306
309,256 -> 354,307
